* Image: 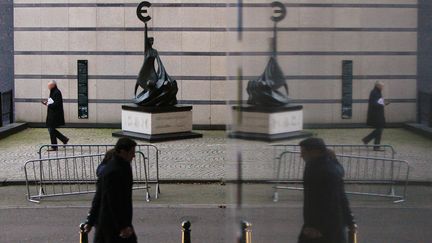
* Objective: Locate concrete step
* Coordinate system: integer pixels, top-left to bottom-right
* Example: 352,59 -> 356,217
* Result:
404,123 -> 432,139
0,123 -> 27,139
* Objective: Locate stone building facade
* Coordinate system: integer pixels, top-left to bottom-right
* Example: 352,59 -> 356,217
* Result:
12,0 -> 418,127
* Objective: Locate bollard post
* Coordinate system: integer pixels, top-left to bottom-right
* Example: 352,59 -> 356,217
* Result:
79,223 -> 88,243
182,221 -> 191,243
240,221 -> 252,243
348,228 -> 358,243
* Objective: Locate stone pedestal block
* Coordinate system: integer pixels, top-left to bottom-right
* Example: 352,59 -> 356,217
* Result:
112,105 -> 202,142
229,105 -> 312,141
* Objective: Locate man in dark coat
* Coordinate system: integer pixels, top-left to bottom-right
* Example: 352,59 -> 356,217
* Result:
83,138 -> 138,243
298,138 -> 356,243
362,81 -> 389,151
42,80 -> 69,151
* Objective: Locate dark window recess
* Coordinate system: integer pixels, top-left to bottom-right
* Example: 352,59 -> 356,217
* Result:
418,92 -> 432,127
77,60 -> 89,119
0,90 -> 13,126
341,60 -> 353,119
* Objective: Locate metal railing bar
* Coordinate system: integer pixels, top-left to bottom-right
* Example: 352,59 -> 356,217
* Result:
24,151 -> 152,203
273,150 -> 410,203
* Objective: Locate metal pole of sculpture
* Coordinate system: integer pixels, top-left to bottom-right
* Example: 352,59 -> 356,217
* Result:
271,1 -> 286,58
246,1 -> 290,107
134,1 -> 178,107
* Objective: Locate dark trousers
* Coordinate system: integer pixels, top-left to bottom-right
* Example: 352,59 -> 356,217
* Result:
94,228 -> 137,243
48,127 -> 68,148
298,234 -> 324,243
363,127 -> 383,145
298,226 -> 347,243
298,234 -> 347,243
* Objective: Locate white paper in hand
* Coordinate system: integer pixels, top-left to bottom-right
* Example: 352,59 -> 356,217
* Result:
47,98 -> 54,105
377,98 -> 385,105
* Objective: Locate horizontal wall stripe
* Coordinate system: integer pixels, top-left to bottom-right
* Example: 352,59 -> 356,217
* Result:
13,74 -> 224,81
14,51 -> 417,56
14,98 -> 416,104
13,3 -> 418,9
14,74 -> 418,81
14,27 -> 418,32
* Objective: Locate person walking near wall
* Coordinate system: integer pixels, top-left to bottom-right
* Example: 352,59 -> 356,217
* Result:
298,137 -> 356,243
83,138 -> 138,243
362,81 -> 390,151
41,80 -> 69,151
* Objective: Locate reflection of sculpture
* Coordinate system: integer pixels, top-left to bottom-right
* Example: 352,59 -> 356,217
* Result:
247,57 -> 289,106
246,1 -> 289,107
133,22 -> 178,106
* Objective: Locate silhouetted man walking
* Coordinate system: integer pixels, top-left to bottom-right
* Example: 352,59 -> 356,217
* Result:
42,80 -> 69,151
298,138 -> 356,243
362,81 -> 389,151
83,138 -> 138,243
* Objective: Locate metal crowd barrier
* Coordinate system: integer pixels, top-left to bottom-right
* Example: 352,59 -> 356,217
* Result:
24,151 -> 150,203
272,144 -> 396,179
38,144 -> 160,199
273,150 -> 410,203
273,144 -> 396,161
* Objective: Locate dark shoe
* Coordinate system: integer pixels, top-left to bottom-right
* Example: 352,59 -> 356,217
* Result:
362,138 -> 368,145
63,138 -> 69,145
47,148 -> 58,152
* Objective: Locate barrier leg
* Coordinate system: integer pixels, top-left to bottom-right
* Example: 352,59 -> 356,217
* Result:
155,183 -> 160,199
182,221 -> 191,243
273,191 -> 279,202
273,158 -> 283,202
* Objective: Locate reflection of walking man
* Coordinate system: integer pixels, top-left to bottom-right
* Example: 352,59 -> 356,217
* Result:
298,138 -> 356,243
83,138 -> 138,243
41,80 -> 69,151
362,81 -> 389,151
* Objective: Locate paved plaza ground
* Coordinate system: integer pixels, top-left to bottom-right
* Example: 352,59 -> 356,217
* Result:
0,128 -> 431,182
0,128 -> 431,242
1,184 -> 432,242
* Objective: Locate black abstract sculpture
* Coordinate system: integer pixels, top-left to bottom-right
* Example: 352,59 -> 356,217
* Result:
247,57 -> 289,106
247,1 -> 289,107
133,2 -> 178,106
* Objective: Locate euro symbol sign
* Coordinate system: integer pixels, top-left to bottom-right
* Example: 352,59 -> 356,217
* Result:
271,1 -> 286,23
137,1 -> 151,23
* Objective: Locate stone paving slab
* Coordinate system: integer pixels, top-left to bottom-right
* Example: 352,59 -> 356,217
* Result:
3,206 -> 432,243
1,184 -> 432,243
2,184 -> 432,208
0,128 -> 431,182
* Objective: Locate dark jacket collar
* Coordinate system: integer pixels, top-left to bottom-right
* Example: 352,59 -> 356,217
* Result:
373,86 -> 382,94
50,86 -> 58,94
306,153 -> 329,165
306,153 -> 345,178
113,154 -> 130,167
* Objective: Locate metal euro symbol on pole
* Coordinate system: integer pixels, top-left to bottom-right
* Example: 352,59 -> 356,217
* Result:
271,1 -> 286,22
137,1 -> 151,23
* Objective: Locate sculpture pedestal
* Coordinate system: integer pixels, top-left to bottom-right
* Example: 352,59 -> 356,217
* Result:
112,105 -> 202,142
229,105 -> 312,142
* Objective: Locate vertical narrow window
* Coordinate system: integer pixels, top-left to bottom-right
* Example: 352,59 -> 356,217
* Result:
342,60 -> 353,119
78,60 -> 89,119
